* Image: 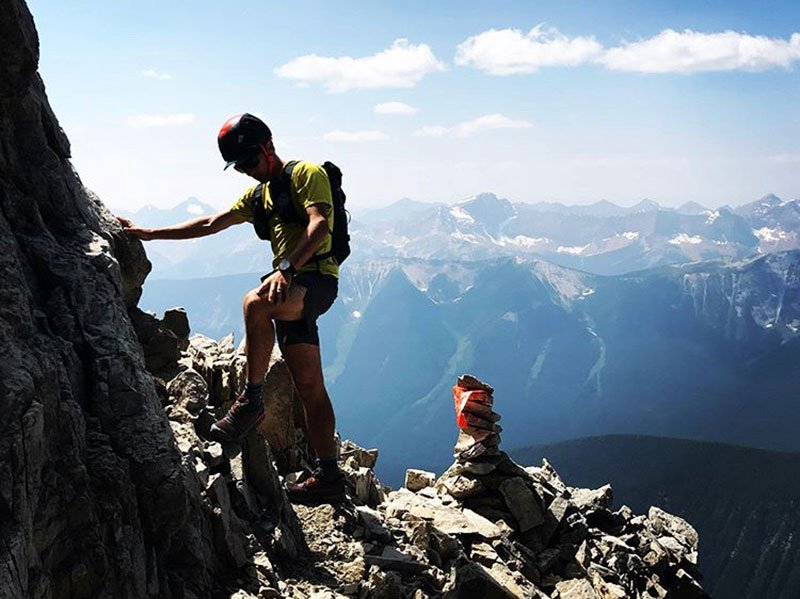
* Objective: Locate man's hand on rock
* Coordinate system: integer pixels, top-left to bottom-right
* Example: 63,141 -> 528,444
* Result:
258,270 -> 292,303
117,216 -> 154,241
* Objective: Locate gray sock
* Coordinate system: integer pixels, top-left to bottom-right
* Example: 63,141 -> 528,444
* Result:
244,381 -> 263,406
317,457 -> 341,480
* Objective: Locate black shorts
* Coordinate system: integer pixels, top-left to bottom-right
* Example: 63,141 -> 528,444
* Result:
276,272 -> 338,347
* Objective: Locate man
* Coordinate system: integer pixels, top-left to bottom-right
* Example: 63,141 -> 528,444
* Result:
118,113 -> 343,503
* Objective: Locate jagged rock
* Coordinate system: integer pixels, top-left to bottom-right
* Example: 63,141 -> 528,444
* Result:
538,459 -> 568,494
257,346 -> 309,473
405,468 -> 436,492
162,307 -> 191,350
167,367 -> 208,414
498,477 -> 545,532
556,578 -> 597,598
588,569 -> 626,599
206,473 -> 251,568
647,506 -> 699,552
440,474 -> 488,499
444,559 -> 517,598
344,464 -> 386,507
363,569 -> 404,599
569,485 -> 613,514
130,306 -> 181,374
408,520 -> 461,565
341,439 -> 379,469
356,506 -> 392,543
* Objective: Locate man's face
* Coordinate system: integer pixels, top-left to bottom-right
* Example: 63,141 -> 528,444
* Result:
235,143 -> 275,182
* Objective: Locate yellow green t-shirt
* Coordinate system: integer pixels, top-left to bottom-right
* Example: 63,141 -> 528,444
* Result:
229,160 -> 338,278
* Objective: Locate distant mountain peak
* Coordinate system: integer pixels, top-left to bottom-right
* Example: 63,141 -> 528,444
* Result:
758,193 -> 781,205
629,198 -> 661,213
677,201 -> 708,215
456,192 -> 503,206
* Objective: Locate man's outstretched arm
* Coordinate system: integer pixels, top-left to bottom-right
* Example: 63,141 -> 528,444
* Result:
117,210 -> 246,241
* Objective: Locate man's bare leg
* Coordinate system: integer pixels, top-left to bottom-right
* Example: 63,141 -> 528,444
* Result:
243,286 -> 306,382
210,285 -> 305,441
283,341 -> 343,502
282,342 -> 337,460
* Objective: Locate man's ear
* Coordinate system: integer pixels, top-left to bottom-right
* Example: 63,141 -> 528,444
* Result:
261,139 -> 275,155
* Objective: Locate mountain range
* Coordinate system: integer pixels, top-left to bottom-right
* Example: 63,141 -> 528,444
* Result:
119,192 -> 800,279
142,249 -> 800,484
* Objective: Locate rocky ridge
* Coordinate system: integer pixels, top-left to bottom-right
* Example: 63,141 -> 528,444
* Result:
138,313 -> 708,598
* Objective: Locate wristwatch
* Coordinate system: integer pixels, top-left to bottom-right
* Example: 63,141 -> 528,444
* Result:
278,259 -> 296,277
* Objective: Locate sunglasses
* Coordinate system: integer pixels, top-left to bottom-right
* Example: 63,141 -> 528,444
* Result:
234,152 -> 261,173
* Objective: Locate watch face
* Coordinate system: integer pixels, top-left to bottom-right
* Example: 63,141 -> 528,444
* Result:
279,259 -> 292,271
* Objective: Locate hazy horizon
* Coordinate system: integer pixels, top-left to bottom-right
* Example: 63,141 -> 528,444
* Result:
110,189 -> 791,216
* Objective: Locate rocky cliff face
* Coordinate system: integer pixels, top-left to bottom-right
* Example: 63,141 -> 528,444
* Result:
0,1 -> 304,596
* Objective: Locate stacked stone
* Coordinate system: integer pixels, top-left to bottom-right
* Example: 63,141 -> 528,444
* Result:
451,374 -> 503,461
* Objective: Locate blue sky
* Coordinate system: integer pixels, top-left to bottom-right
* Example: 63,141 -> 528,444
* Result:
28,0 -> 800,212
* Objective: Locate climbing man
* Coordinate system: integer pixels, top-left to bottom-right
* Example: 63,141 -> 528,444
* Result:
118,113 -> 344,503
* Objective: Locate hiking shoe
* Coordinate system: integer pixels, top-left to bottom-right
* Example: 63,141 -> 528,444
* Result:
286,469 -> 345,504
208,395 -> 265,443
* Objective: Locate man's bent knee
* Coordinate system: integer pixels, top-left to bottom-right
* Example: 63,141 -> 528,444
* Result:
243,289 -> 276,318
294,377 -> 327,403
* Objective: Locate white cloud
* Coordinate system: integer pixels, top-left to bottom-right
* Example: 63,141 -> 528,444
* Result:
414,114 -> 533,138
375,101 -> 417,116
455,25 -> 603,74
599,30 -> 800,73
323,130 -> 388,142
413,125 -> 449,138
142,69 -> 172,80
275,39 -> 446,92
126,113 -> 195,128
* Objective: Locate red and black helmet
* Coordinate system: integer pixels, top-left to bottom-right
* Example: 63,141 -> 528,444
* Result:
217,113 -> 272,170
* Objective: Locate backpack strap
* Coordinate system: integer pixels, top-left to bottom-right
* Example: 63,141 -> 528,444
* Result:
251,183 -> 270,240
269,160 -> 303,224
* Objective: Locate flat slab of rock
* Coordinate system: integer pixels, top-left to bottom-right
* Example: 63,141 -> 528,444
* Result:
385,489 -> 502,539
364,547 -> 429,574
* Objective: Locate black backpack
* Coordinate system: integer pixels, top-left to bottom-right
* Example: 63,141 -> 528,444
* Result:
251,160 -> 351,265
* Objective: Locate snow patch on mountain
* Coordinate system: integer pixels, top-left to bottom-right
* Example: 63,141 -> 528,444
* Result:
754,227 -> 788,243
451,231 -> 484,245
668,234 -> 703,245
704,210 -> 720,225
450,206 -> 475,224
496,235 -> 551,249
557,244 -> 590,255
